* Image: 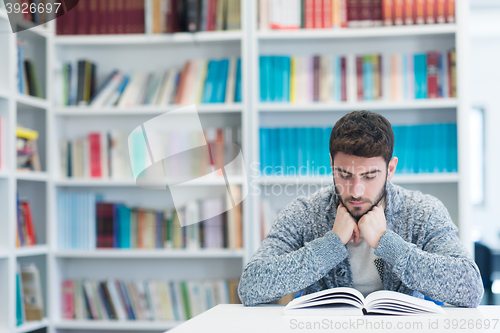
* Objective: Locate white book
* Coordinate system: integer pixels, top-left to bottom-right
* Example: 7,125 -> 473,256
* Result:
407,53 -> 415,100
20,263 -> 44,321
225,57 -> 236,103
172,281 -> 186,321
382,52 -> 391,101
442,52 -> 449,98
118,72 -> 145,108
158,281 -> 175,321
319,56 -> 330,102
100,131 -> 109,179
60,140 -> 68,178
74,281 -> 86,320
187,281 -> 204,318
92,281 -> 109,319
104,75 -> 128,107
159,68 -> 179,105
186,201 -> 200,249
151,70 -> 168,105
193,59 -> 208,104
259,0 -> 269,30
283,287 -> 446,316
347,54 -> 357,103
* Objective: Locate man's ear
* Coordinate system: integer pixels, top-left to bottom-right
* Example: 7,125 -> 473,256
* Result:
387,156 -> 398,181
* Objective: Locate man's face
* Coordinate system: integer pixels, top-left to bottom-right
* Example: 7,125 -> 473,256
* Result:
331,152 -> 392,221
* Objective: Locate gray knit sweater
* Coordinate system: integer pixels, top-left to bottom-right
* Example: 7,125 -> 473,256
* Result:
238,181 -> 483,307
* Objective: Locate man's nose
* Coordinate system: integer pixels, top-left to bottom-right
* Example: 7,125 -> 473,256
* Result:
352,177 -> 365,198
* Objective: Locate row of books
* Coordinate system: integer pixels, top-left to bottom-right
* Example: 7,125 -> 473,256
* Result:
259,51 -> 456,103
16,194 -> 37,247
17,125 -> 41,172
56,0 -> 146,35
57,189 -> 243,250
60,126 -> 242,180
17,263 -> 44,326
259,0 -> 455,30
17,41 -> 43,98
259,123 -> 457,176
56,57 -> 242,107
151,0 -> 241,33
61,278 -> 241,321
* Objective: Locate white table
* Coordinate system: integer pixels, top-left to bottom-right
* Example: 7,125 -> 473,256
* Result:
168,304 -> 500,333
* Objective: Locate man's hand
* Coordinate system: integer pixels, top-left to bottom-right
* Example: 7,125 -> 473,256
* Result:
357,204 -> 387,249
332,202 -> 360,245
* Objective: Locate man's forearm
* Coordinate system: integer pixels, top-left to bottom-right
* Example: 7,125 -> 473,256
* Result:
375,230 -> 484,308
238,231 -> 347,306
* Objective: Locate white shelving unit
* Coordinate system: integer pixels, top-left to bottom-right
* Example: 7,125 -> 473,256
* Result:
248,1 -> 471,256
0,0 -> 472,332
0,5 -> 52,333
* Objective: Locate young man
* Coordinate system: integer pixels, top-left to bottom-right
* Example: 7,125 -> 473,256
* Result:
238,110 -> 483,308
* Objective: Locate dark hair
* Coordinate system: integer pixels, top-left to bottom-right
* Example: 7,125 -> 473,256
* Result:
329,110 -> 394,165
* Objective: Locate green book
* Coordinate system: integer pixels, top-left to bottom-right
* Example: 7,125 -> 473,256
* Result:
180,281 -> 191,319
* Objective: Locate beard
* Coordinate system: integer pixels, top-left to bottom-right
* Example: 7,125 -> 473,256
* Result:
334,176 -> 387,223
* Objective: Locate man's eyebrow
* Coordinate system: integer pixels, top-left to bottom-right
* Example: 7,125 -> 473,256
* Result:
334,167 -> 381,176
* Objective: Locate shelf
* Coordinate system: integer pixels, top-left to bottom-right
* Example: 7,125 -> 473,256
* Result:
16,171 -> 49,182
16,94 -> 49,110
54,249 -> 245,259
54,176 -> 245,187
15,245 -> 48,257
258,99 -> 458,112
0,250 -> 9,259
257,24 -> 457,40
53,320 -> 179,331
54,103 -> 244,116
257,173 -> 459,185
54,30 -> 242,46
15,318 -> 49,333
0,170 -> 10,179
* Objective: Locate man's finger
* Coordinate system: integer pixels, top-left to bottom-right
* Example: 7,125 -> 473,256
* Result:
353,226 -> 360,244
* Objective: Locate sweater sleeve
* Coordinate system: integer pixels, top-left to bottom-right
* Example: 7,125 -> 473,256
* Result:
238,196 -> 348,306
374,198 -> 484,308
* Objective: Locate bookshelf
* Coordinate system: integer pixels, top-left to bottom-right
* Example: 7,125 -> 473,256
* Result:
0,3 -> 52,332
0,0 -> 474,331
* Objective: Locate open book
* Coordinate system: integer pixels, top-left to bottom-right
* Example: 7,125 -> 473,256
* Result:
283,287 -> 446,316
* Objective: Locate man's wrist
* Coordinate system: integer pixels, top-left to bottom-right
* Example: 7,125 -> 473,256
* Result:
374,230 -> 411,266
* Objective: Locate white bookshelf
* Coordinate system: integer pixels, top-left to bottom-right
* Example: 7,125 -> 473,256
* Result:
53,320 -> 179,331
0,5 -> 53,332
53,249 -> 245,259
248,0 -> 471,257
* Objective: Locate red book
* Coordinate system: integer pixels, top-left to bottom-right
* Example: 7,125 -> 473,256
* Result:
427,51 -> 439,98
77,0 -> 88,34
347,0 -> 360,27
138,0 -> 145,33
116,0 -> 125,34
373,0 -> 383,26
382,0 -> 393,26
99,0 -> 108,34
356,56 -> 363,101
340,0 -> 348,27
88,133 -> 102,178
96,203 -> 115,248
393,0 -> 403,25
341,56 -> 347,101
445,0 -> 454,23
425,0 -> 435,24
305,0 -> 314,28
21,202 -> 36,246
404,0 -> 414,25
62,280 -> 75,319
360,0 -> 371,26
414,0 -> 425,24
323,0 -> 332,28
206,0 -> 215,31
314,0 -> 323,28
108,0 -> 116,35
89,0 -> 99,34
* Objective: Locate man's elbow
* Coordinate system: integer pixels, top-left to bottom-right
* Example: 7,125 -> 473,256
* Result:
238,275 -> 261,307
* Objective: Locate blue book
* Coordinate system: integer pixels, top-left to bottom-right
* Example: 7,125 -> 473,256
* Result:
118,205 -> 131,248
235,58 -> 242,102
288,128 -> 298,176
363,55 -> 370,101
401,125 -> 411,173
18,43 -> 25,94
279,128 -> 288,175
297,128 -> 307,176
414,54 -> 428,99
273,56 -> 282,102
215,59 -> 229,103
202,60 -> 215,103
321,127 -> 332,175
271,128 -> 280,175
283,56 -> 291,102
312,127 -> 323,176
392,126 -> 400,174
437,123 -> 448,172
209,60 -> 221,103
259,128 -> 268,175
260,56 -> 270,102
305,127 -> 314,175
